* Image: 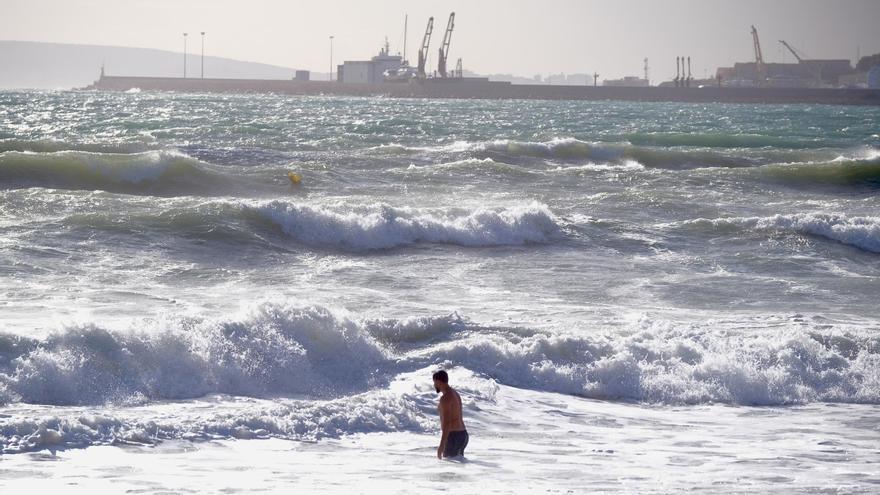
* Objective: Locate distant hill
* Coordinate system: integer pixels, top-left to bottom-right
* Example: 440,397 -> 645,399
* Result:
0,40 -> 320,90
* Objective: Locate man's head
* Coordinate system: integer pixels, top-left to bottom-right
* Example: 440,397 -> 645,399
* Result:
432,370 -> 449,394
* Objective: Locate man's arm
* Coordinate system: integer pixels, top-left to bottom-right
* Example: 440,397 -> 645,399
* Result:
437,396 -> 450,458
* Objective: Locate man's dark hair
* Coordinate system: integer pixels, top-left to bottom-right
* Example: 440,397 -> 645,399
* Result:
432,370 -> 448,383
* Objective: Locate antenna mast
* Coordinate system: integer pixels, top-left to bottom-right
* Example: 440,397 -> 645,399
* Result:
403,15 -> 408,64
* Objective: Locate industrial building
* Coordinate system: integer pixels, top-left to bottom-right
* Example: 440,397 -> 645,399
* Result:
338,41 -> 404,84
717,60 -> 853,87
869,66 -> 880,89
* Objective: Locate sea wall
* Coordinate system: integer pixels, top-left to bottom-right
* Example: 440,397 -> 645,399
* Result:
87,75 -> 880,105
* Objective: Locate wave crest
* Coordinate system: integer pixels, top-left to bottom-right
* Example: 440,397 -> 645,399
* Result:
0,305 -> 388,406
0,150 -> 229,195
250,201 -> 562,250
677,213 -> 880,253
759,153 -> 880,188
2,305 -> 878,409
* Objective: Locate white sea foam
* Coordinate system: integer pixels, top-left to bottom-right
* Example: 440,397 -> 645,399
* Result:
249,200 -> 562,250
551,160 -> 645,172
393,157 -> 529,176
0,389 -> 434,454
387,137 -> 607,160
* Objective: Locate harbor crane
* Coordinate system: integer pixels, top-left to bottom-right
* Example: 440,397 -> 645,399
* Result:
779,39 -> 823,85
779,40 -> 804,62
417,17 -> 434,79
751,25 -> 766,85
438,12 -> 456,77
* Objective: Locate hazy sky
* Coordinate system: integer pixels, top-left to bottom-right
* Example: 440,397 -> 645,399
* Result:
4,0 -> 880,80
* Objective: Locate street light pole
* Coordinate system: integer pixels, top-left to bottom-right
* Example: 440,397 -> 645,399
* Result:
200,32 -> 205,79
183,32 -> 188,78
329,35 -> 334,82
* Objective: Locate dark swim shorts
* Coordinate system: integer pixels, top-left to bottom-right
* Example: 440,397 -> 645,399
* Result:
444,430 -> 469,457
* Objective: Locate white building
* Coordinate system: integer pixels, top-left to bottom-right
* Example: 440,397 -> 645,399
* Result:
602,76 -> 649,87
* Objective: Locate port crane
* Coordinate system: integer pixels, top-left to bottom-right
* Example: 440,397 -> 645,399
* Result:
779,40 -> 823,85
751,25 -> 766,85
778,40 -> 804,62
438,12 -> 455,78
417,17 -> 434,79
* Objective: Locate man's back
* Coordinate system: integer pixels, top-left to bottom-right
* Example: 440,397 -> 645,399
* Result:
440,387 -> 466,432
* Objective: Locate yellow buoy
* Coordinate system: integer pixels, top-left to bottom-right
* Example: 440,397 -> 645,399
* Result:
287,172 -> 302,185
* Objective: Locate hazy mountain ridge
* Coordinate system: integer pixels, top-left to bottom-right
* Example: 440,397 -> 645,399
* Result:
0,40 -> 316,89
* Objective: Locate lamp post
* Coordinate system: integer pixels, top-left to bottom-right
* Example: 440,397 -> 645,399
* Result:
200,32 -> 205,79
183,32 -> 188,78
329,35 -> 334,82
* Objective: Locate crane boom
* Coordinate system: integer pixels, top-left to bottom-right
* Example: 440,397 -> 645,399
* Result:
438,12 -> 455,78
751,25 -> 764,65
778,40 -> 803,62
417,17 -> 434,79
751,25 -> 766,85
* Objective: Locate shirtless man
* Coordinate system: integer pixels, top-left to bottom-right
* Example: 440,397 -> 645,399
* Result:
433,370 -> 468,459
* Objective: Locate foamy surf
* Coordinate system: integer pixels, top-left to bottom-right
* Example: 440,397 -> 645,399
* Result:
3,382 -> 878,494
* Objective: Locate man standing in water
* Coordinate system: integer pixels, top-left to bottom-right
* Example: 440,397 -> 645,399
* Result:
433,370 -> 468,459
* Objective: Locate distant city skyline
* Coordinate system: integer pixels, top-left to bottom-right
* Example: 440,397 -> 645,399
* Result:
3,0 -> 880,81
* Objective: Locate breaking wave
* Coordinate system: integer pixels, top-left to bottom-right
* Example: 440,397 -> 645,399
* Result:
0,304 -> 877,403
8,198 -> 564,251
676,213 -> 880,253
250,200 -> 562,250
1,303 -> 878,452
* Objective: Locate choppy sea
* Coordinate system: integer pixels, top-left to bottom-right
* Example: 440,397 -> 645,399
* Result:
1,90 -> 879,493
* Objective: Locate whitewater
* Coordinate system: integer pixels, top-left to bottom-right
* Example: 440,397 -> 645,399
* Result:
1,90 -> 879,493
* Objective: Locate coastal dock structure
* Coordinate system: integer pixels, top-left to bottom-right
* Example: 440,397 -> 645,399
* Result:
87,74 -> 880,105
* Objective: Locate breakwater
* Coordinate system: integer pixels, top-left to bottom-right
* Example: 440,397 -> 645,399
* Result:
87,74 -> 880,105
